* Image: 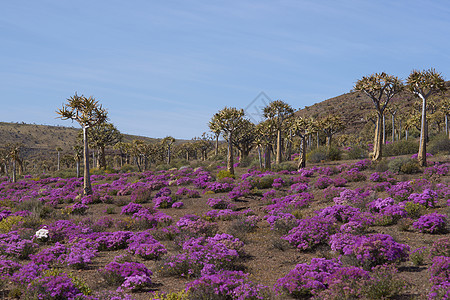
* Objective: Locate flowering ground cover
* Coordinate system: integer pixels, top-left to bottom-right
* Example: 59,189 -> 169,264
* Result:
0,157 -> 449,299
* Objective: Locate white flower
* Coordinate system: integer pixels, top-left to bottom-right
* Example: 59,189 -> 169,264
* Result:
35,228 -> 49,239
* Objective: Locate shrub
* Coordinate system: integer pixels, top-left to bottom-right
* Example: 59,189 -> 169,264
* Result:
274,258 -> 342,298
271,162 -> 297,172
429,237 -> 450,258
428,133 -> 450,155
403,201 -> 424,218
346,146 -> 368,160
351,234 -> 410,269
362,264 -> 407,299
186,270 -> 270,300
99,260 -> 152,286
388,157 -> 419,174
410,247 -> 427,266
327,146 -> 341,161
307,147 -> 327,163
130,187 -> 152,203
217,170 -> 235,180
412,213 -> 447,234
383,139 -> 419,157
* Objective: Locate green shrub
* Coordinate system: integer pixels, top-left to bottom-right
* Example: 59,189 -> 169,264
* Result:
388,157 -> 419,174
217,170 -> 235,180
428,133 -> 450,155
399,160 -> 420,174
150,291 -> 190,300
271,162 -> 297,172
120,164 -> 138,173
362,265 -> 406,299
307,147 -> 327,163
404,201 -> 424,219
410,247 -> 426,266
53,169 -> 77,179
327,146 -> 342,161
383,140 -> 418,157
347,146 -> 368,160
0,216 -> 23,233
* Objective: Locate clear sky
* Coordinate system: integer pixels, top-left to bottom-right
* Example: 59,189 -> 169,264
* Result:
1,0 -> 450,139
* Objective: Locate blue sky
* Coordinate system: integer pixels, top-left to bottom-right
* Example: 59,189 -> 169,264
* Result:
1,0 -> 450,139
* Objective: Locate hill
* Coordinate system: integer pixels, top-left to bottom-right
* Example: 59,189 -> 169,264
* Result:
0,122 -> 158,160
297,81 -> 450,136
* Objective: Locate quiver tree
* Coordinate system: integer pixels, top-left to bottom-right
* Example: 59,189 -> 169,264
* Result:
5,143 -> 23,183
86,122 -> 122,169
193,133 -> 213,161
232,119 -> 255,162
263,100 -> 294,164
441,97 -> 450,138
73,145 -> 82,178
57,93 -> 108,195
129,140 -> 145,171
318,114 -> 346,148
162,136 -> 176,165
255,119 -> 276,170
208,114 -> 222,156
291,116 -> 310,170
354,72 -> 403,161
406,69 -> 446,166
56,147 -> 63,171
387,103 -> 400,143
213,107 -> 244,175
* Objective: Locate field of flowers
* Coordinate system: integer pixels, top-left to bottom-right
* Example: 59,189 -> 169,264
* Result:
0,157 -> 449,299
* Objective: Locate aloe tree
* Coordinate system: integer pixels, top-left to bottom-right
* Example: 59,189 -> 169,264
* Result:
213,107 -> 244,174
6,143 -> 22,183
255,119 -> 276,170
231,118 -> 255,162
355,73 -> 403,161
73,145 -> 82,178
388,103 -> 400,143
291,116 -> 310,169
56,147 -> 63,171
57,93 -> 108,195
406,69 -> 446,166
208,114 -> 222,156
319,114 -> 346,148
86,122 -> 122,169
263,100 -> 294,164
441,97 -> 450,138
161,136 -> 176,165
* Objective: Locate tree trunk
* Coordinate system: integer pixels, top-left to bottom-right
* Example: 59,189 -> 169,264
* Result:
446,114 -> 449,138
276,129 -> 282,164
372,113 -> 383,161
76,159 -> 80,178
326,134 -> 332,149
12,160 -> 16,183
417,96 -> 427,166
392,114 -> 395,143
382,114 -> 386,145
316,132 -> 319,148
99,147 -> 106,169
297,135 -> 306,170
83,126 -> 92,195
167,146 -> 171,165
264,144 -> 271,169
215,134 -> 219,156
227,132 -> 234,174
257,145 -> 263,169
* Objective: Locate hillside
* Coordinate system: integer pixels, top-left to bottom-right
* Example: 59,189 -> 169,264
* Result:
0,122 -> 158,160
297,81 -> 450,135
